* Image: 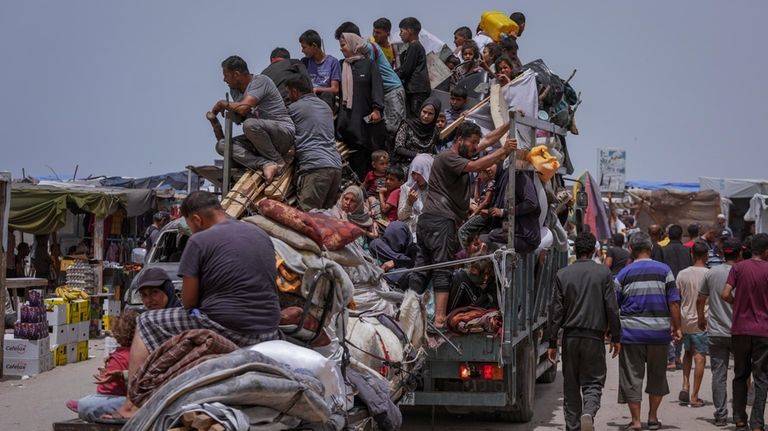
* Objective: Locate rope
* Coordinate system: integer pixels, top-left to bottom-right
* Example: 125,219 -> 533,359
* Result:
384,252 -> 502,276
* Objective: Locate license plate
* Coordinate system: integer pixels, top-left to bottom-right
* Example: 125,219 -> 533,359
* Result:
399,392 -> 415,406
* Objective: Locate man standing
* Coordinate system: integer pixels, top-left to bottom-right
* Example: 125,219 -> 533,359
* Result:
675,242 -> 710,408
615,232 -> 682,431
661,224 -> 692,278
212,55 -> 295,183
698,237 -> 741,426
408,122 -> 512,329
605,233 -> 630,276
716,214 -> 733,237
548,232 -> 621,431
143,212 -> 166,251
105,191 -> 281,420
702,226 -> 725,268
260,47 -> 310,105
722,233 -> 768,431
648,224 -> 665,262
396,17 -> 431,118
285,76 -> 343,211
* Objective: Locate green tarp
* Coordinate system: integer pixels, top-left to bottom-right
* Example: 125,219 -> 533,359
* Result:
9,184 -> 132,234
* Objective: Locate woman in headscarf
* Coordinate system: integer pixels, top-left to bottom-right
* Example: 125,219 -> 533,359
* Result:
397,153 -> 433,238
392,97 -> 442,166
332,185 -> 377,241
336,32 -> 387,181
134,267 -> 182,310
369,221 -> 416,284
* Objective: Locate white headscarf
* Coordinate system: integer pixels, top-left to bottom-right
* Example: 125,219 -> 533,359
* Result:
405,153 -> 434,214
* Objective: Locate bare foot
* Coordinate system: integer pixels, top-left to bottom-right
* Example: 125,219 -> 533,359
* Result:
102,400 -> 139,421
262,163 -> 284,183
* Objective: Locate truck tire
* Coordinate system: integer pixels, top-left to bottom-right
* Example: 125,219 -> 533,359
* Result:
498,340 -> 536,422
537,359 -> 557,384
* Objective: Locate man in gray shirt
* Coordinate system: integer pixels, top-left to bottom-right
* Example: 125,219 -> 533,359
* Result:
285,76 -> 343,211
211,55 -> 295,183
697,237 -> 741,426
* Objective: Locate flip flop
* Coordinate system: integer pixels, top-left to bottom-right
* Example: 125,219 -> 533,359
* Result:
95,412 -> 129,425
647,419 -> 662,430
678,389 -> 690,403
689,398 -> 705,408
621,423 -> 641,431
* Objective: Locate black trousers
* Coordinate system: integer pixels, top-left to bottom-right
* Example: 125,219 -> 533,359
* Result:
408,214 -> 459,294
732,334 -> 768,429
562,336 -> 607,431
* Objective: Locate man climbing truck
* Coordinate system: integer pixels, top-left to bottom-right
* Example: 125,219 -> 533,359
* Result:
402,111 -> 571,422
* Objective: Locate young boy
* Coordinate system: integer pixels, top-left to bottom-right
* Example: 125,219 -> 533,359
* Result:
453,26 -> 473,55
299,29 -> 341,109
67,311 -> 137,422
457,164 -> 498,247
396,17 -> 431,118
363,150 -> 390,196
445,86 -> 468,123
371,17 -> 397,67
433,112 -> 451,153
378,166 -> 406,222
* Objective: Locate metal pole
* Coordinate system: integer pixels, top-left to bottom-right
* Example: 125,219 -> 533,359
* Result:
222,113 -> 233,198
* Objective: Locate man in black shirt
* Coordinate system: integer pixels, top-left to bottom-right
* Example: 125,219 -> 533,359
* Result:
605,233 -> 630,275
548,232 -> 621,431
396,17 -> 431,118
661,224 -> 692,278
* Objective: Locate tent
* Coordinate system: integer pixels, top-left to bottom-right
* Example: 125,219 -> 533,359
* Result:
700,177 -> 768,237
625,180 -> 700,193
9,182 -> 154,234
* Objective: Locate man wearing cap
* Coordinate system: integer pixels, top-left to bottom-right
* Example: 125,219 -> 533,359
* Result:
716,214 -> 733,238
697,237 -> 741,426
134,267 -> 181,310
104,191 -> 280,422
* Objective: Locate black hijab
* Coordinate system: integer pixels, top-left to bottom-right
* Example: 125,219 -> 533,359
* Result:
404,96 -> 442,144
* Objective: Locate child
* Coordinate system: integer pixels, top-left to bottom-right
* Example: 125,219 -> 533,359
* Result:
457,164 -> 498,248
452,26 -> 473,55
362,150 -> 390,196
371,17 -> 397,67
433,112 -> 451,154
66,311 -> 137,422
396,17 -> 430,118
480,42 -> 502,73
494,56 -> 517,86
444,86 -> 468,124
299,29 -> 341,109
444,55 -> 461,71
451,40 -> 482,88
378,166 -> 406,222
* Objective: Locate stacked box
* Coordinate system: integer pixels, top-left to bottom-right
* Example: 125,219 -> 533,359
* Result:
51,344 -> 67,366
102,315 -> 112,332
3,334 -> 53,376
66,343 -> 77,364
76,341 -> 89,362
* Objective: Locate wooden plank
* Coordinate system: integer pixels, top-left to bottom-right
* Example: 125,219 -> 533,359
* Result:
6,278 -> 48,288
221,171 -> 265,218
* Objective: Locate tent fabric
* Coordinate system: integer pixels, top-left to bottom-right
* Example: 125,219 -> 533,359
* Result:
699,177 -> 768,199
745,194 -> 768,234
97,170 -> 200,191
620,188 -> 721,232
9,183 -> 154,234
626,181 -> 700,193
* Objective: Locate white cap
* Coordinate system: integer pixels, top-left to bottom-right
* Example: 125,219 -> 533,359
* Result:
717,213 -> 725,219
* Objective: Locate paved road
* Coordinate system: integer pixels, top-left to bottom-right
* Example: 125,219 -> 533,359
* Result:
0,340 -> 745,430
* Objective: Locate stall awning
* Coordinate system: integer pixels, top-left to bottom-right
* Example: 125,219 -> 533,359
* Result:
9,182 -> 154,234
699,177 -> 768,199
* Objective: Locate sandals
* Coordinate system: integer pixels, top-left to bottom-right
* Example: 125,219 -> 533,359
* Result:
647,419 -> 662,430
678,389 -> 690,403
689,398 -> 706,408
621,423 -> 641,431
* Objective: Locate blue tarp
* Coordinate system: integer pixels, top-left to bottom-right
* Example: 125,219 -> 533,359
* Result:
625,180 -> 699,192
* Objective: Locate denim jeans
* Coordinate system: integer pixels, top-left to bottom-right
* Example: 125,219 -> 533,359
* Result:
77,394 -> 126,422
709,336 -> 731,420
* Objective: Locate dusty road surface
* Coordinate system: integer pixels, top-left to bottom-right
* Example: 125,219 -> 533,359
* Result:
0,340 -> 740,430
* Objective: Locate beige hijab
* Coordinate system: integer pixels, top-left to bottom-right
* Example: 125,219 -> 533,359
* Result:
340,32 -> 370,109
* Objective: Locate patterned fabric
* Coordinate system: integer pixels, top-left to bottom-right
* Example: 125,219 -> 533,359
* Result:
136,307 -> 281,352
129,329 -> 237,407
615,258 -> 681,345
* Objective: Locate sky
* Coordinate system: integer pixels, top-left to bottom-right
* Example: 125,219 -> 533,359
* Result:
1,0 -> 766,183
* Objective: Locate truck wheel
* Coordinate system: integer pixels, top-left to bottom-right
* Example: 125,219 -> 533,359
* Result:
537,359 -> 557,384
498,340 -> 536,422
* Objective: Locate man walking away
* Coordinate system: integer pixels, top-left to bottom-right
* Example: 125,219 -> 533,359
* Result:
676,242 -> 710,407
698,237 -> 741,426
548,232 -> 621,431
661,224 -> 692,278
605,233 -> 630,275
615,232 -> 682,431
722,233 -> 768,431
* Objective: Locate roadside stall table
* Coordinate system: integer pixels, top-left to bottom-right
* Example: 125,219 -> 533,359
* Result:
5,277 -> 48,316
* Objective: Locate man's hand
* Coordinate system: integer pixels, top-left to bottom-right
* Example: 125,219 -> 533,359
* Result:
503,137 -> 518,153
609,342 -> 621,359
369,110 -> 382,124
93,369 -> 124,385
546,347 -> 558,364
489,208 -> 504,218
211,99 -> 228,115
697,317 -> 707,331
381,260 -> 395,272
407,189 -> 418,205
672,327 -> 683,343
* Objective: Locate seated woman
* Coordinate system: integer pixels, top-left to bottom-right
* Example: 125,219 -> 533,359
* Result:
397,153 -> 433,239
392,98 -> 441,166
369,221 -> 416,286
135,267 -> 182,310
332,185 -> 377,242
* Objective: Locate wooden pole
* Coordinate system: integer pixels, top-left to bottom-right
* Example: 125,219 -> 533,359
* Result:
93,216 -> 104,295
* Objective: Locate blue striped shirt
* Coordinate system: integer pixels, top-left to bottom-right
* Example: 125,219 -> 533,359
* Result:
615,259 -> 681,345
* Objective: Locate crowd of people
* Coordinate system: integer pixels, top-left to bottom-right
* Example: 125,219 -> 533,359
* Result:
548,214 -> 768,431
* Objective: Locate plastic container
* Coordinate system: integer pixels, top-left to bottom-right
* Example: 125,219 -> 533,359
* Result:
480,11 -> 520,42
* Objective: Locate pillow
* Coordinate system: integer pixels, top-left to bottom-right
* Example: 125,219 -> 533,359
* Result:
309,213 -> 366,251
242,214 -> 322,255
257,199 -> 323,245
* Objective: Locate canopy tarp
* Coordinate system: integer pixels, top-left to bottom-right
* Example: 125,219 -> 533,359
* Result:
618,188 -> 721,232
626,180 -> 699,192
9,182 -> 154,234
699,177 -> 768,199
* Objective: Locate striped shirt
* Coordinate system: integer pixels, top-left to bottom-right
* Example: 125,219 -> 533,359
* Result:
615,258 -> 681,345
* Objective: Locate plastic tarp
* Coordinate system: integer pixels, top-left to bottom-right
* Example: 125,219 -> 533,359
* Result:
699,177 -> 768,199
623,188 -> 721,232
9,182 -> 154,234
96,170 -> 201,191
626,181 -> 700,192
745,194 -> 768,234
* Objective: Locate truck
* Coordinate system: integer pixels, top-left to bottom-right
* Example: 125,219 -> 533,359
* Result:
401,111 -> 572,422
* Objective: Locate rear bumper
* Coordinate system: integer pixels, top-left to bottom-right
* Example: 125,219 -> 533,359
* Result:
405,391 -> 508,407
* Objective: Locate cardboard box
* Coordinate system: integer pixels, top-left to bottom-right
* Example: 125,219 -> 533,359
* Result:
66,343 -> 78,364
3,334 -> 50,360
76,341 -> 89,362
73,299 -> 90,322
51,344 -> 67,366
3,356 -> 50,376
76,321 -> 89,342
67,301 -> 81,324
49,325 -> 70,346
46,303 -> 68,326
102,315 -> 112,332
103,299 -> 121,315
